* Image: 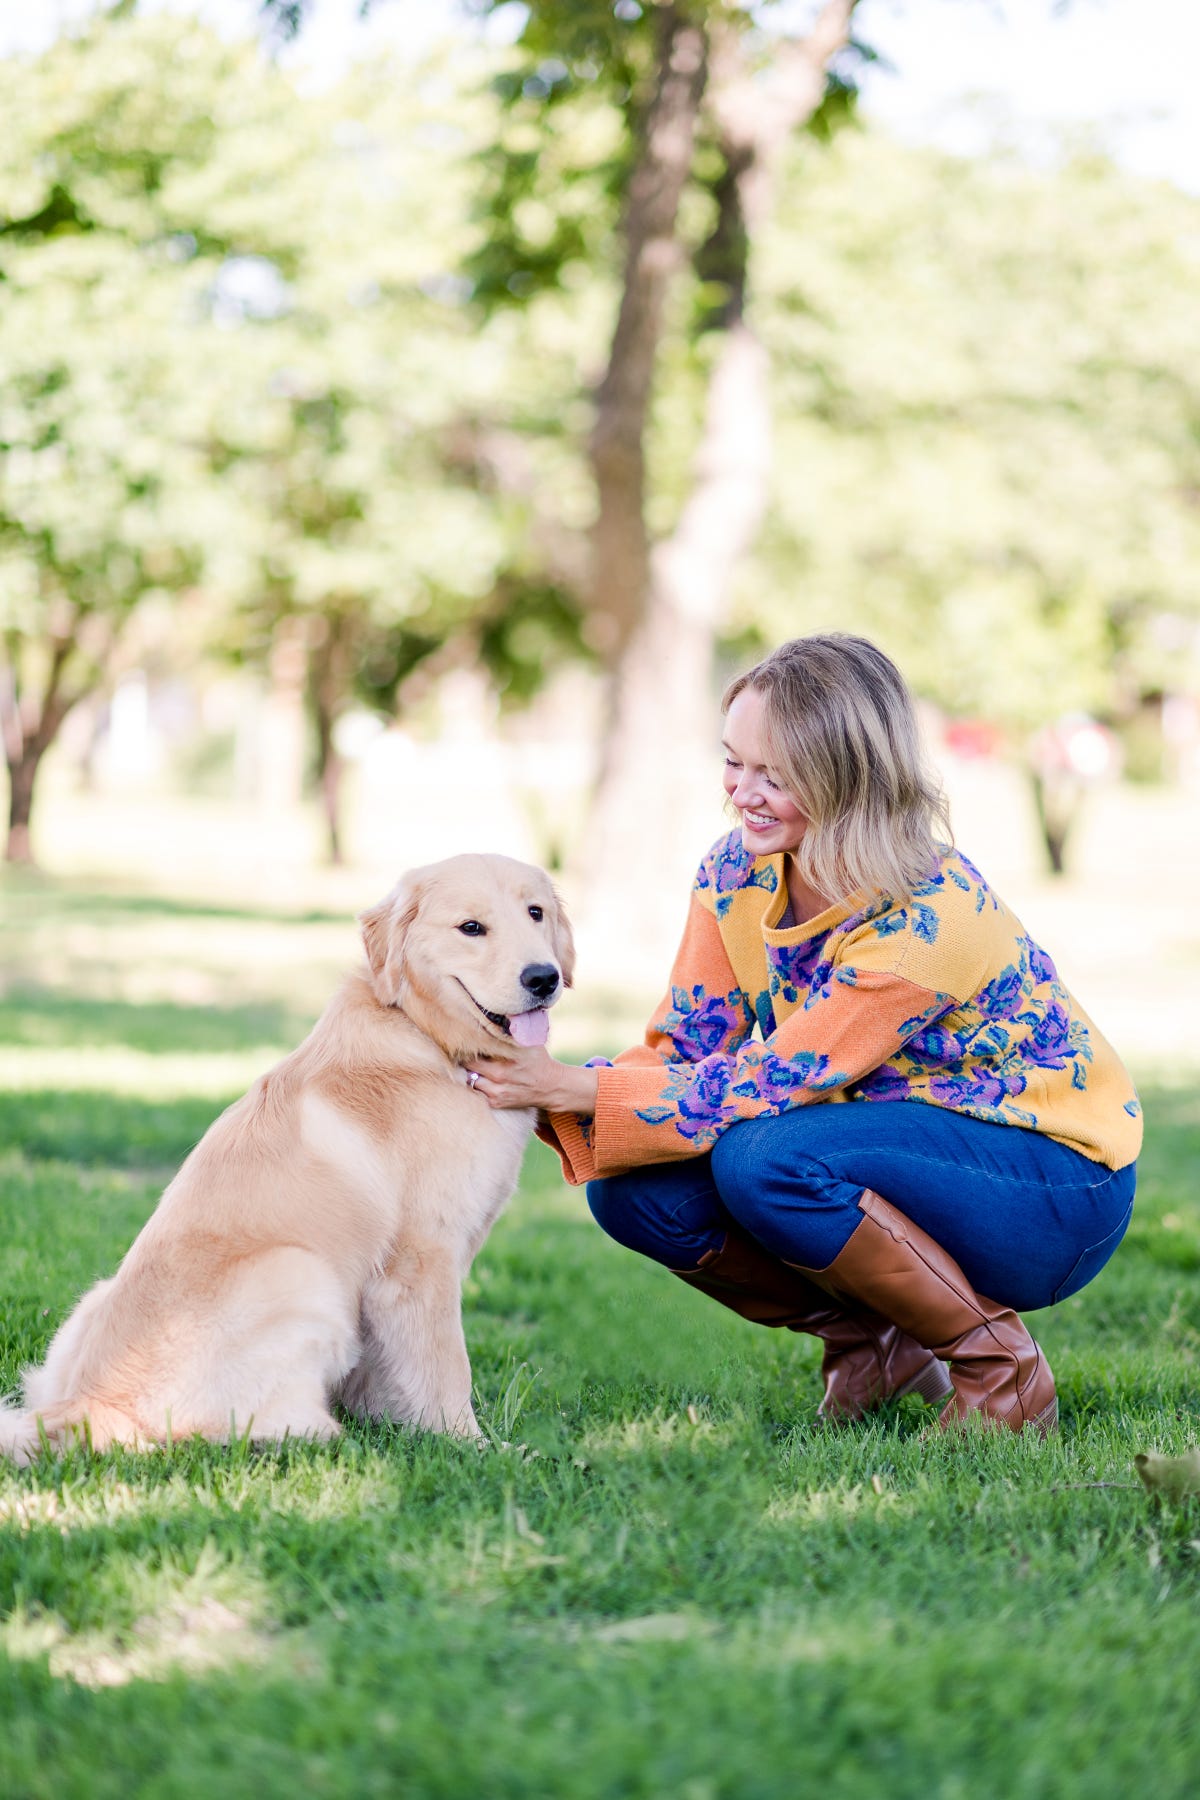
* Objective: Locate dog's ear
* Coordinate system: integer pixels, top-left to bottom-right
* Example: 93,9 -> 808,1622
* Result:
359,876 -> 422,1006
551,885 -> 576,990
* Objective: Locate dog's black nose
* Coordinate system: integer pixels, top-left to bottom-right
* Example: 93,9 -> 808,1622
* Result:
520,962 -> 560,1001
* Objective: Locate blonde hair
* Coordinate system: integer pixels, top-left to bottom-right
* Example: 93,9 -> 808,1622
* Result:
722,635 -> 951,902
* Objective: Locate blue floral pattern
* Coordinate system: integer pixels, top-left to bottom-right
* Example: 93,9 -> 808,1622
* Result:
616,835 -> 1140,1167
635,1045 -> 849,1151
650,983 -> 754,1062
696,832 -> 778,919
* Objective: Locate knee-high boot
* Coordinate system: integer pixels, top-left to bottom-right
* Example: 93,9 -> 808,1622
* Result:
672,1226 -> 953,1422
792,1189 -> 1057,1435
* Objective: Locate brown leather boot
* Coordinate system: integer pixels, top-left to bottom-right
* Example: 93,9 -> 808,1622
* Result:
673,1227 -> 952,1422
793,1189 -> 1057,1436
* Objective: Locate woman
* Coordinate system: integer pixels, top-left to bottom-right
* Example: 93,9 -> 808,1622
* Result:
467,635 -> 1141,1434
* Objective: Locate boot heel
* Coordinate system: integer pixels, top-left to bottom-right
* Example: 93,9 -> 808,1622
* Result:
899,1357 -> 954,1406
1028,1396 -> 1058,1437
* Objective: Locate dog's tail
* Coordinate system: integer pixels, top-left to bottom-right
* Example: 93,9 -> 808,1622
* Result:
0,1398 -> 42,1464
0,1395 -> 140,1464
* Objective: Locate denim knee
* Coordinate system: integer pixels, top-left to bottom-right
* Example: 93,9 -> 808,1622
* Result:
708,1122 -> 758,1205
586,1159 -> 730,1270
709,1122 -> 788,1244
586,1171 -> 643,1251
709,1116 -> 866,1267
709,1117 -> 831,1220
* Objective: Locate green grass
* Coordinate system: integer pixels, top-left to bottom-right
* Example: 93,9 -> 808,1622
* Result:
1,875 -> 1199,1799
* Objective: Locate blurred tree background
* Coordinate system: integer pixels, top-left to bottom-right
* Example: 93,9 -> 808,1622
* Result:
2,0 -> 1198,899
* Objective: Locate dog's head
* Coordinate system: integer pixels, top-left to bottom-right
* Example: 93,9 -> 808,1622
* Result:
359,854 -> 575,1061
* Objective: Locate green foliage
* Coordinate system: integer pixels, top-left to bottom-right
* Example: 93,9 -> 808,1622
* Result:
5,0 -> 1199,859
0,4 -> 589,849
743,129 -> 1200,734
463,0 -> 648,308
1,872 -> 1200,1795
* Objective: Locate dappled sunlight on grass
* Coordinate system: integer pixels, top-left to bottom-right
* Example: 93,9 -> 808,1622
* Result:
0,1455 -> 401,1537
0,867 -> 1199,1792
763,1478 -> 917,1528
0,1481 -> 173,1535
2,1542 -> 287,1690
578,1404 -> 745,1462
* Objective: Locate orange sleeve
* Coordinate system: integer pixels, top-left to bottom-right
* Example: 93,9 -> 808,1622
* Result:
537,894 -> 753,1185
539,901 -> 955,1184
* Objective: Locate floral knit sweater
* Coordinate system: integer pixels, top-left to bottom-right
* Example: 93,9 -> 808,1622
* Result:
540,831 -> 1143,1186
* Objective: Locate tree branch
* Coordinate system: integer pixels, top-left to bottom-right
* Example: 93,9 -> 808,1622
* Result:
587,4 -> 708,661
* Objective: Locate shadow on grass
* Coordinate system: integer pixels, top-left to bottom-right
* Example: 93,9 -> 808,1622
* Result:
0,987 -> 314,1057
3,1354 -> 1200,1800
2,944 -> 1199,1799
0,1089 -> 228,1171
0,869 -> 350,929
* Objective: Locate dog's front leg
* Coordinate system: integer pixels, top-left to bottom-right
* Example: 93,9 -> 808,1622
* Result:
341,1245 -> 481,1439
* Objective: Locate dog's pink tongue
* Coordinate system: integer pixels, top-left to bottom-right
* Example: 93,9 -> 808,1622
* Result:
510,1008 -> 549,1048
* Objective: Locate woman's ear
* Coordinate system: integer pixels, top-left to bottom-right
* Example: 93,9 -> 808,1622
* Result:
359,875 -> 422,1006
551,886 -> 576,990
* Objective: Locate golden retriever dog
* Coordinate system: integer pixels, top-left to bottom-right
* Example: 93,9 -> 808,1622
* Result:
0,854 -> 572,1462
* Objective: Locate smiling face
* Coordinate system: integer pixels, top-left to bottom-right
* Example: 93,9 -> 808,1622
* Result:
359,854 -> 575,1061
721,686 -> 809,859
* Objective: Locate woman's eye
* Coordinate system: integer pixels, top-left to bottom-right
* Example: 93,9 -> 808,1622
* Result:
458,920 -> 486,937
764,774 -> 781,790
528,906 -> 544,922
724,758 -> 741,772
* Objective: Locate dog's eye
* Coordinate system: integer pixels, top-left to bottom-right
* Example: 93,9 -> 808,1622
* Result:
528,906 -> 544,922
458,920 -> 487,937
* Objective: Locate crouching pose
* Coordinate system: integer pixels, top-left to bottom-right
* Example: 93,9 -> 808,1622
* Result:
467,635 -> 1141,1435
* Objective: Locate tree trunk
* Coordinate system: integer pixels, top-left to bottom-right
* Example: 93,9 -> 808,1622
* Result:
1028,765 -> 1081,877
5,747 -> 43,865
1,637 -> 80,866
584,323 -> 772,961
586,5 -> 708,665
307,610 -> 352,867
580,1 -> 858,969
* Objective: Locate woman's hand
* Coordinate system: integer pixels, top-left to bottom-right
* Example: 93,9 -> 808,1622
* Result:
465,1047 -> 598,1117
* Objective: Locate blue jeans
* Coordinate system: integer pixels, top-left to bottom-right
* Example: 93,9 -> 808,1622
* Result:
587,1101 -> 1136,1314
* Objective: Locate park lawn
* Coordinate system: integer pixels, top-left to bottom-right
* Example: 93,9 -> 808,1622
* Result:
1,875 -> 1198,1800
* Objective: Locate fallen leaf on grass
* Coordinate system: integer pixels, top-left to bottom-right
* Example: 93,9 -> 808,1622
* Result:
1134,1449 -> 1200,1503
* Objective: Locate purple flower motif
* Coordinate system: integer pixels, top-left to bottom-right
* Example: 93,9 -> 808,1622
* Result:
901,1024 -> 962,1066
635,1038 -> 851,1147
855,1065 -> 913,1100
697,831 -> 778,917
927,1070 -> 1027,1110
712,839 -> 751,893
976,965 -> 1026,1018
800,958 -> 836,1006
1025,940 -> 1060,986
661,983 -> 751,1060
767,935 -> 831,994
661,1053 -> 753,1143
732,1048 -> 840,1103
1020,1000 -> 1074,1069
